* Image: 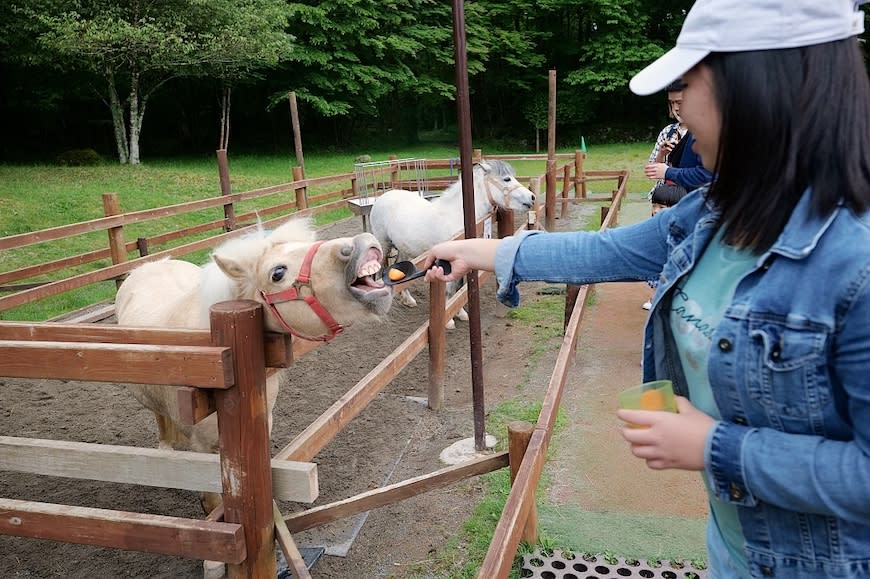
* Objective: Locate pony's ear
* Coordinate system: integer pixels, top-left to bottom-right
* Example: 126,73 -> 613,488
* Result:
476,160 -> 492,173
212,253 -> 248,282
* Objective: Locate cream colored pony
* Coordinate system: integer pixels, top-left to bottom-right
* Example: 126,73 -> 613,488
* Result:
115,217 -> 391,504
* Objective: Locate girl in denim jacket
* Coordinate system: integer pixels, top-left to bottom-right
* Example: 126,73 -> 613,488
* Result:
423,1 -> 870,576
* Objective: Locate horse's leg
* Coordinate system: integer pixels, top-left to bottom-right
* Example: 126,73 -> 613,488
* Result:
155,413 -> 188,450
392,250 -> 418,307
445,280 -> 468,329
399,288 -> 418,308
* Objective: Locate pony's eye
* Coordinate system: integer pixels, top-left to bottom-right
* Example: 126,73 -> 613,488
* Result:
503,176 -> 511,182
271,265 -> 287,283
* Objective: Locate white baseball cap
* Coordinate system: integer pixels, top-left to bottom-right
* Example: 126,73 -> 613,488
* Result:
630,0 -> 867,95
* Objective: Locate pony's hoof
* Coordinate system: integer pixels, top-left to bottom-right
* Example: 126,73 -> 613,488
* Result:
446,319 -> 456,330
398,290 -> 418,308
457,308 -> 469,322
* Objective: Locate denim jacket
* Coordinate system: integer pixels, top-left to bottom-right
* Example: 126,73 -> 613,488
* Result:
494,189 -> 870,578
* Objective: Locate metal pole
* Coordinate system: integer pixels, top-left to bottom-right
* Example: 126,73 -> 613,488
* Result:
451,0 -> 486,451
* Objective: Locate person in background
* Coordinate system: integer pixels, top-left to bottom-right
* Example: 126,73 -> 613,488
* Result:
647,80 -> 688,194
644,79 -> 716,193
642,183 -> 687,310
423,1 -> 870,576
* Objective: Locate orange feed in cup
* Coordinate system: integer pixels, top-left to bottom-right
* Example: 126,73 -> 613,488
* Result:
639,388 -> 667,411
388,268 -> 406,281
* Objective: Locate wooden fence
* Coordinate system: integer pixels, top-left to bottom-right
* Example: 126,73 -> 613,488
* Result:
0,151 -> 629,578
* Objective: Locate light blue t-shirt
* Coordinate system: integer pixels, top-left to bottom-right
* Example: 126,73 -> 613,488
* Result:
670,227 -> 757,578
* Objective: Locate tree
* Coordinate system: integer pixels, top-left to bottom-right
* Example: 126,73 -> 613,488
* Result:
20,0 -> 293,164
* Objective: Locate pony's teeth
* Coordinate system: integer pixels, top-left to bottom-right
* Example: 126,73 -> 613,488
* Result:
357,260 -> 381,277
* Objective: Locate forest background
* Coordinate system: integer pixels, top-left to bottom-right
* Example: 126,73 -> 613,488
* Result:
5,1 -> 869,165
0,0 -> 706,164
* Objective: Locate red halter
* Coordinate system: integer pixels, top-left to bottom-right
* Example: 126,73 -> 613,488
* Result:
258,240 -> 345,342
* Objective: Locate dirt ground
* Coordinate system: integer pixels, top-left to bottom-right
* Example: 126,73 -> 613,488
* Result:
0,199 -> 707,579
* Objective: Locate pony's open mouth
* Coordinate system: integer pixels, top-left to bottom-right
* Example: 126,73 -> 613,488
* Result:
350,246 -> 387,292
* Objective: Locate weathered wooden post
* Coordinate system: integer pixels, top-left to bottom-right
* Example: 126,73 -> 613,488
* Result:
102,193 -> 127,289
210,301 -> 276,578
428,279 -> 447,410
293,166 -> 308,211
216,149 -> 236,232
288,91 -> 305,172
545,69 -> 557,231
575,150 -> 587,199
560,164 -> 570,219
508,421 -> 538,544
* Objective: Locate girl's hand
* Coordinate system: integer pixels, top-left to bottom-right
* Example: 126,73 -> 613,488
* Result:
422,239 -> 501,282
421,241 -> 472,282
616,396 -> 715,471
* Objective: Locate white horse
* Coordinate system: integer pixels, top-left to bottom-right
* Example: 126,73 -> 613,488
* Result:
369,159 -> 534,326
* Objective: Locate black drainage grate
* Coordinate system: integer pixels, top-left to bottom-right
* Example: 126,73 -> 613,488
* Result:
521,549 -> 707,579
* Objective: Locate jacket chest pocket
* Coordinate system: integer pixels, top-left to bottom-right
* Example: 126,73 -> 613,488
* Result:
747,323 -> 830,430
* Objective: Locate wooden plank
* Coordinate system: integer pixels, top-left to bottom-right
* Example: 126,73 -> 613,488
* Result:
0,322 -> 293,368
0,247 -> 113,286
478,434 -> 546,579
275,325 -> 429,462
284,452 -> 509,533
0,340 -> 233,388
0,497 -> 246,563
0,436 -> 318,502
47,302 -> 116,324
273,502 -> 312,579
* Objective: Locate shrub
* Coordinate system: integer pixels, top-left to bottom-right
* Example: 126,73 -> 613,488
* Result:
56,149 -> 103,166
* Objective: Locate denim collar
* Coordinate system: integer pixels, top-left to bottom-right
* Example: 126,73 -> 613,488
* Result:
768,188 -> 839,260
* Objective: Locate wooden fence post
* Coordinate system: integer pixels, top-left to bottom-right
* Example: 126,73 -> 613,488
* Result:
216,149 -> 235,232
496,207 -> 515,239
293,166 -> 308,211
288,91 -> 305,172
210,301 -> 276,579
508,421 -> 538,545
102,193 -> 127,289
545,160 -> 556,232
428,281 -> 447,410
560,164 -> 570,219
529,177 -> 542,230
575,150 -> 587,199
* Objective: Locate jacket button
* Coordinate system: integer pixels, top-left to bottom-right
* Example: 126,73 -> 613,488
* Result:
729,483 -> 745,500
733,416 -> 747,425
718,338 -> 732,351
760,566 -> 774,576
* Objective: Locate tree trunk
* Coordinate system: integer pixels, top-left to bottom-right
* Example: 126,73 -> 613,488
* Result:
128,71 -> 141,165
106,67 -> 129,164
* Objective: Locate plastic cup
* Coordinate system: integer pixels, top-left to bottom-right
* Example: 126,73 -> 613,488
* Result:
618,380 -> 677,427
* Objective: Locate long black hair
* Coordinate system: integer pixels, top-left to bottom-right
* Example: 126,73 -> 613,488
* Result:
704,38 -> 870,251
